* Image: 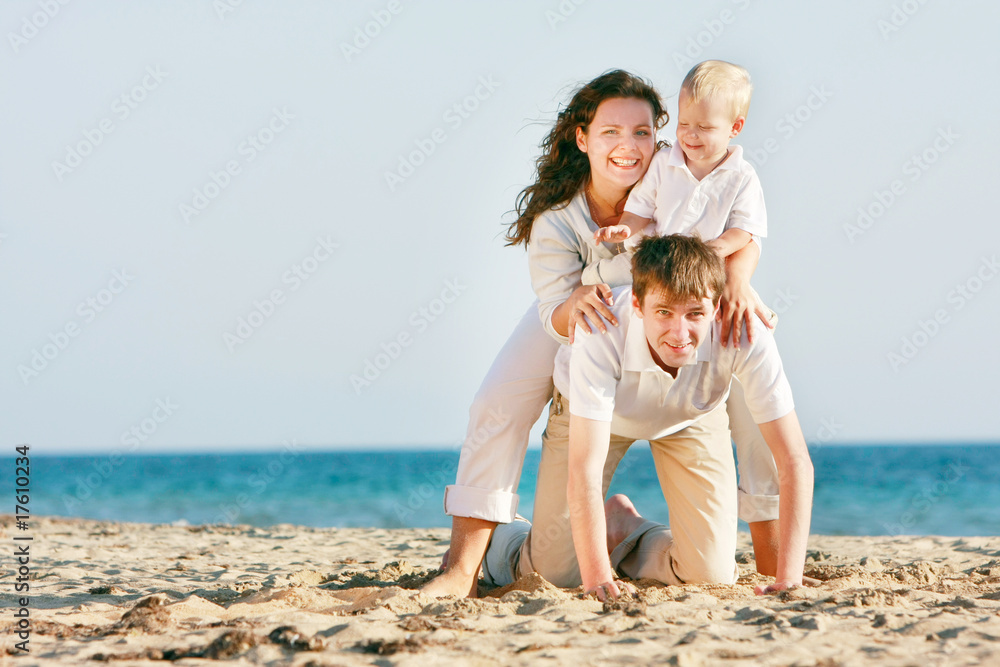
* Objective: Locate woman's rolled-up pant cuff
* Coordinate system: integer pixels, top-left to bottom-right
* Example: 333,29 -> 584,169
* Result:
443,484 -> 519,524
738,489 -> 780,523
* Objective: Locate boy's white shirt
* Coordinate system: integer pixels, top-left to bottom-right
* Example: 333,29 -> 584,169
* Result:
627,142 -> 767,240
581,142 -> 766,287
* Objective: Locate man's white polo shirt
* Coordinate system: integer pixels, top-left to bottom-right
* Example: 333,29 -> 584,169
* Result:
624,143 -> 767,243
552,286 -> 793,441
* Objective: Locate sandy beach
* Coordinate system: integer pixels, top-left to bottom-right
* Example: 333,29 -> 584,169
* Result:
1,516 -> 999,666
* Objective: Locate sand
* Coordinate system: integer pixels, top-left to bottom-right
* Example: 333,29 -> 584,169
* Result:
1,516 -> 999,666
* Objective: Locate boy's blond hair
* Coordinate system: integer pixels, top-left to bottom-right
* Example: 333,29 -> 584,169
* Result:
680,60 -> 753,121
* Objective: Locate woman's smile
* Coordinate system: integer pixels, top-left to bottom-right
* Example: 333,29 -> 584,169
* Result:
576,97 -> 656,199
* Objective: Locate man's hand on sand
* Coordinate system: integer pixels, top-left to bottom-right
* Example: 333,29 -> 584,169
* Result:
585,579 -> 636,602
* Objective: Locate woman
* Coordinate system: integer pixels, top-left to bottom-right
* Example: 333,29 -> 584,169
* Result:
424,70 -> 774,598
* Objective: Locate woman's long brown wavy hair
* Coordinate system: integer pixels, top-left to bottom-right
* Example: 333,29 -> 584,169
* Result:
505,70 -> 668,247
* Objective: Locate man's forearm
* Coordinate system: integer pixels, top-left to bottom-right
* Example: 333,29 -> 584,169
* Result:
758,411 -> 814,585
567,472 -> 615,588
775,459 -> 813,583
568,416 -> 615,590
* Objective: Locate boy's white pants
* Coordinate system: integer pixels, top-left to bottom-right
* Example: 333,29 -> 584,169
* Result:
443,301 -> 780,525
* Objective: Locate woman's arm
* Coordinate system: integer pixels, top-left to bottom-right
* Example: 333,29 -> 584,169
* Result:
528,208 -> 619,343
550,285 -> 618,342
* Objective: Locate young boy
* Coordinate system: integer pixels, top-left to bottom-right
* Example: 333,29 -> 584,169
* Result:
588,60 -> 766,280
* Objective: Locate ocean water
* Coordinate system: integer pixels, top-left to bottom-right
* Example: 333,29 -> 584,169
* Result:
7,444 -> 999,536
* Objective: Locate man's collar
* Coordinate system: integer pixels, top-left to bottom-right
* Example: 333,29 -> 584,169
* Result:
697,323 -> 715,363
623,309 -> 661,372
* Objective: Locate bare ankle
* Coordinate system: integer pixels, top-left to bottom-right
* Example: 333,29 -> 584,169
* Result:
605,494 -> 644,552
422,568 -> 479,598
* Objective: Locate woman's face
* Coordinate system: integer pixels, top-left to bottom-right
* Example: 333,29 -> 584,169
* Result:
575,97 -> 656,196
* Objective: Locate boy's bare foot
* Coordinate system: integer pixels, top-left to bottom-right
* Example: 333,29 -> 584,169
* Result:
604,494 -> 647,554
421,567 -> 479,598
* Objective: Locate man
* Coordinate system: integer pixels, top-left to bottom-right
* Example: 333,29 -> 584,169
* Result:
482,234 -> 813,599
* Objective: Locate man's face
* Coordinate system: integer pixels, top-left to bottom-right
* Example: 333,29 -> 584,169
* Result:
632,289 -> 718,372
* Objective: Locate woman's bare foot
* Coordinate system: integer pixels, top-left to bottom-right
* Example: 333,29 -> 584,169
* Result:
421,567 -> 479,598
420,516 -> 495,598
604,494 -> 647,554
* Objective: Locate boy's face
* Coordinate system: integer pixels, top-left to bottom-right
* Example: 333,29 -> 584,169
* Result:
676,90 -> 745,168
632,288 -> 718,372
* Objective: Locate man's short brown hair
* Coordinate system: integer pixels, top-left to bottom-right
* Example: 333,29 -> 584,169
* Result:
632,234 -> 726,307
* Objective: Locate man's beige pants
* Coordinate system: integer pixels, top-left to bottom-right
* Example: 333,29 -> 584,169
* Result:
483,390 -> 738,588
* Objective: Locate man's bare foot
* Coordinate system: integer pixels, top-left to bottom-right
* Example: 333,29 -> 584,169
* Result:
421,567 -> 478,598
605,494 -> 647,554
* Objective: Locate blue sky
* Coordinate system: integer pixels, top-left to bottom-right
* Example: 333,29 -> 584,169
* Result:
2,0 -> 998,453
